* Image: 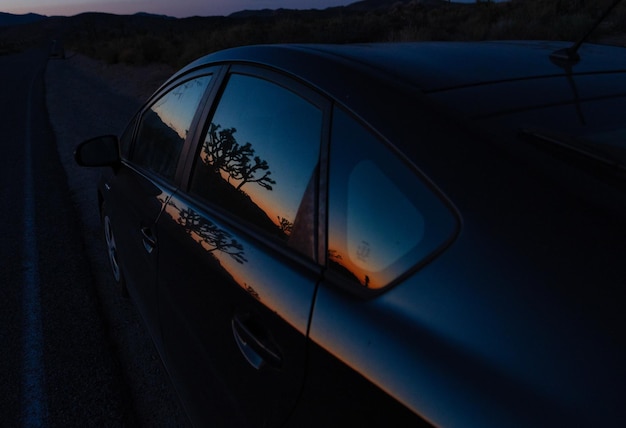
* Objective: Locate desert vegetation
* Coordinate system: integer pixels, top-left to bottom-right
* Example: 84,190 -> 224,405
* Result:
61,0 -> 626,68
2,0 -> 625,65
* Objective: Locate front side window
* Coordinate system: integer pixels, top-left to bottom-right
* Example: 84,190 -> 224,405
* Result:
328,107 -> 457,291
190,73 -> 323,259
133,75 -> 211,180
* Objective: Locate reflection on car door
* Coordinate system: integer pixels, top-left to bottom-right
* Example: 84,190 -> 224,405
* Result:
155,68 -> 328,426
112,74 -> 212,343
104,166 -> 173,337
289,106 -> 455,427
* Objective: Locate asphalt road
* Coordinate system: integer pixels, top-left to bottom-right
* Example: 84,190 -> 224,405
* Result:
1,44 -> 189,426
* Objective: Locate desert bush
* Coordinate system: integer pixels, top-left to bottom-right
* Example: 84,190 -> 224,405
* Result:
65,0 -> 626,68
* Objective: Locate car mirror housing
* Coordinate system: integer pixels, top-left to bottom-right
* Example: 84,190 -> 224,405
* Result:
75,135 -> 121,167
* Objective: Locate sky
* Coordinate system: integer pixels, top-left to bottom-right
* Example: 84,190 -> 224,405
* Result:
2,0 -> 479,19
3,0 -> 354,18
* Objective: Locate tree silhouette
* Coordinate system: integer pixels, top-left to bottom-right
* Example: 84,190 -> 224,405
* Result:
176,205 -> 247,264
328,249 -> 343,261
277,216 -> 293,235
201,123 -> 248,177
232,154 -> 276,191
200,123 -> 276,192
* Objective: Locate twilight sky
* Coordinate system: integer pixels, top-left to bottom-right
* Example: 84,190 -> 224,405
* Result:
3,0 -> 356,18
3,0 -> 480,18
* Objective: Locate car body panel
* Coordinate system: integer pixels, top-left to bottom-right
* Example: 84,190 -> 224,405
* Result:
81,41 -> 626,427
299,41 -> 626,91
155,190 -> 321,426
132,61 -> 331,426
307,103 -> 626,423
101,165 -> 173,342
310,188 -> 626,427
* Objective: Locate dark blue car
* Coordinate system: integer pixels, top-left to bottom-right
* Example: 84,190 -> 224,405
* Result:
76,41 -> 626,427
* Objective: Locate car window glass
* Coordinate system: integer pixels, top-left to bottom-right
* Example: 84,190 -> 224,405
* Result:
133,75 -> 211,180
190,73 -> 323,259
328,107 -> 457,290
348,160 -> 425,272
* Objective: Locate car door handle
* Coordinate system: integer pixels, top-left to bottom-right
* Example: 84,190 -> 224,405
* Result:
140,227 -> 157,253
232,315 -> 282,370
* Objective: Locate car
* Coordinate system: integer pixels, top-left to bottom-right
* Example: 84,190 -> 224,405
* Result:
75,40 -> 626,427
49,39 -> 65,59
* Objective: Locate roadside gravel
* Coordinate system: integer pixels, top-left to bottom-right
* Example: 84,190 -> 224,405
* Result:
44,54 -> 188,426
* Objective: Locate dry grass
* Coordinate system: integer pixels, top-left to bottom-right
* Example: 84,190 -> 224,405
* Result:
61,0 -> 626,68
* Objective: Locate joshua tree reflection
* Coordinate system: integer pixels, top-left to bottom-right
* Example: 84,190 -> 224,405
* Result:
172,201 -> 247,264
201,123 -> 276,192
192,122 -> 290,241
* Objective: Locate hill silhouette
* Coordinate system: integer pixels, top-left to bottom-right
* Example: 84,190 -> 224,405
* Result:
1,0 -> 625,65
0,12 -> 46,27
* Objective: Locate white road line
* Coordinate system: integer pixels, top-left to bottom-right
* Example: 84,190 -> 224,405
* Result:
21,64 -> 48,427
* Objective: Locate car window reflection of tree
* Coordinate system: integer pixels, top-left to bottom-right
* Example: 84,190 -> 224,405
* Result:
192,122 -> 289,241
167,199 -> 248,264
277,216 -> 293,235
201,123 -> 276,191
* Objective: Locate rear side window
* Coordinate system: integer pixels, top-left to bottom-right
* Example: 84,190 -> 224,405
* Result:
190,73 -> 323,259
133,75 -> 211,180
327,107 -> 457,291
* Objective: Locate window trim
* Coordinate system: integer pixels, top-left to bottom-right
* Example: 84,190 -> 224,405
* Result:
177,65 -> 229,186
324,104 -> 461,298
119,112 -> 139,160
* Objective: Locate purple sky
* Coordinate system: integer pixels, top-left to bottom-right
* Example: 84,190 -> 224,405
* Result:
3,0 -> 360,18
3,0 -> 484,18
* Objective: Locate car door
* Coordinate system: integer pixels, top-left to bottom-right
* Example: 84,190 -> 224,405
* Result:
105,71 -> 213,342
155,66 -> 328,427
288,106 -> 458,427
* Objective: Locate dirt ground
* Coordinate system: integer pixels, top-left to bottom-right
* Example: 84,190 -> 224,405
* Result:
60,51 -> 175,103
45,51 -> 190,427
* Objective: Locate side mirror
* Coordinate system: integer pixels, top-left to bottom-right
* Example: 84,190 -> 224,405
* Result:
75,135 -> 121,167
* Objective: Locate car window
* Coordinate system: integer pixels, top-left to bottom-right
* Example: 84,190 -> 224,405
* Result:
327,107 -> 457,291
133,75 -> 212,180
190,73 -> 323,259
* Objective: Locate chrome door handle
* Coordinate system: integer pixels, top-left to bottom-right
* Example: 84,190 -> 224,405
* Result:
232,315 -> 282,370
140,227 -> 157,253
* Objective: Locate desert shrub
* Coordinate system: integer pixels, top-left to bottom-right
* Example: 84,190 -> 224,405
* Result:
66,0 -> 626,68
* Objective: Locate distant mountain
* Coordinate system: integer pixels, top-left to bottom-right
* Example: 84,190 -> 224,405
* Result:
134,12 -> 175,20
346,0 -> 407,11
229,0 -> 447,18
346,0 -> 447,10
229,9 -> 282,19
0,12 -> 46,27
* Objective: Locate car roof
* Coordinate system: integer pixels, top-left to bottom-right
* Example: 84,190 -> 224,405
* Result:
178,41 -> 626,93
172,41 -> 626,187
